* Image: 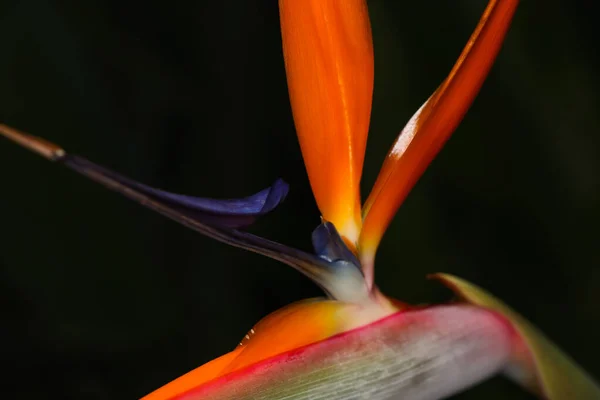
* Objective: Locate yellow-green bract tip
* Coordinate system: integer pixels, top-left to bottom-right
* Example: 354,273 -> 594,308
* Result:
431,273 -> 600,399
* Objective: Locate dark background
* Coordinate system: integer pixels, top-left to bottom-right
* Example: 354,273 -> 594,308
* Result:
1,1 -> 598,399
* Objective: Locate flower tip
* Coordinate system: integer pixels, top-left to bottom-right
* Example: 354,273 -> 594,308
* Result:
0,123 -> 65,161
257,178 -> 290,215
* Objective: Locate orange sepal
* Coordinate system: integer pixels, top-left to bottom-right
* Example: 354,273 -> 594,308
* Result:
360,0 -> 519,269
279,0 -> 374,244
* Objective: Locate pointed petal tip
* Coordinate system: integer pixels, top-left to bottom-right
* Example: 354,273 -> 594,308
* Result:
0,123 -> 65,160
260,178 -> 290,215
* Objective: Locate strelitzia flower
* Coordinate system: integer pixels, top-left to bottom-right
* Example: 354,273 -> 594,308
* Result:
1,0 -> 599,399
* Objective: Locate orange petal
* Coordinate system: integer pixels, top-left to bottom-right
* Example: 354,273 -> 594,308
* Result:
142,298 -> 398,400
360,0 -> 519,271
141,350 -> 242,400
279,0 -> 374,245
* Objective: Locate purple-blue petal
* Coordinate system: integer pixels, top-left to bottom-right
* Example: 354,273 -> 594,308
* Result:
60,155 -> 360,299
0,124 -> 367,301
63,156 -> 288,228
311,221 -> 361,270
128,178 -> 289,217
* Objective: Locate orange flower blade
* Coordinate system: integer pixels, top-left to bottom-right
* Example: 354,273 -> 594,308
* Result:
279,0 -> 374,244
360,0 -> 519,265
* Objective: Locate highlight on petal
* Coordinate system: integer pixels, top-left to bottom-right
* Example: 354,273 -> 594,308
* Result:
0,124 -> 368,303
279,0 -> 374,245
432,273 -> 600,399
359,0 -> 520,274
143,305 -> 513,400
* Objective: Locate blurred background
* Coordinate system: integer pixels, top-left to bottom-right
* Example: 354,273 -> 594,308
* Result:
1,1 -> 598,399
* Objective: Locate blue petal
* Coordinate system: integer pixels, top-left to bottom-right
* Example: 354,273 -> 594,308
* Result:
55,154 -> 367,301
312,221 -> 361,269
0,124 -> 369,302
61,155 -> 365,301
63,156 -> 288,228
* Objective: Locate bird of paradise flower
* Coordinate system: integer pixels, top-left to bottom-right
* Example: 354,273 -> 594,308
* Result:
1,0 -> 599,399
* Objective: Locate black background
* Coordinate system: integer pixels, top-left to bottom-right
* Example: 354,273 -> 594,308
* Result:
1,1 -> 598,399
